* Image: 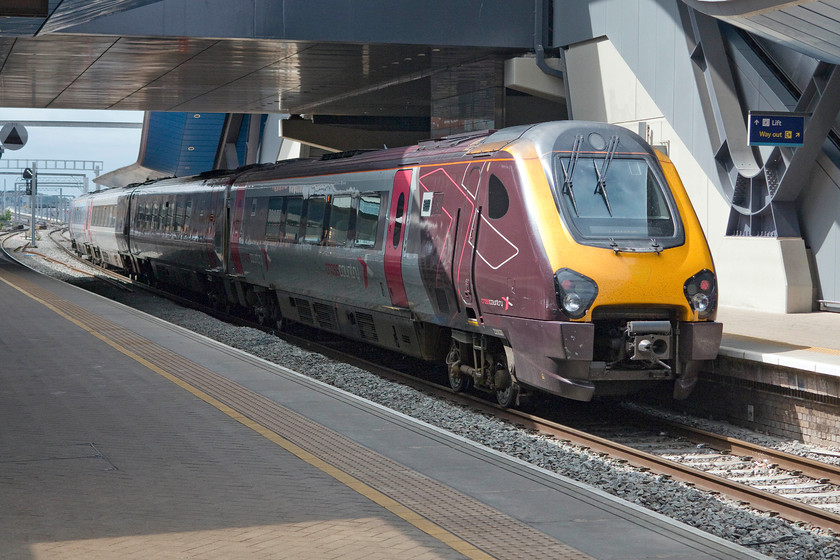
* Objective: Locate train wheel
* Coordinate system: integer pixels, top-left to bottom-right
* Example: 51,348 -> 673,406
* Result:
496,382 -> 519,408
494,360 -> 519,408
446,342 -> 471,392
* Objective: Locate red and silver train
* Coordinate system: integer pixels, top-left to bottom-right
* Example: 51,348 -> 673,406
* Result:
70,121 -> 722,406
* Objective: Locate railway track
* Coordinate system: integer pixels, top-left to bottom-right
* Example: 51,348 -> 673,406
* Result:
9,226 -> 840,535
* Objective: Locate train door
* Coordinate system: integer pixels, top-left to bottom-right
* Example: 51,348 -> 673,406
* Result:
228,186 -> 246,274
472,160 -> 525,316
384,169 -> 412,307
119,190 -> 134,254
213,183 -> 232,272
456,163 -> 485,324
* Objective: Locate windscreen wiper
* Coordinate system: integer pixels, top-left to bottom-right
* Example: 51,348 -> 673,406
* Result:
607,237 -> 664,255
559,135 -> 583,216
593,135 -> 619,216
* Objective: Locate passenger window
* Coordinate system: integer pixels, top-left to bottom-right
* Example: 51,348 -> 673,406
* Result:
168,202 -> 177,231
354,193 -> 381,248
185,200 -> 192,231
175,201 -> 185,232
152,203 -> 160,230
487,174 -> 510,220
392,193 -> 405,248
284,197 -> 304,242
327,195 -> 352,246
304,196 -> 326,244
265,197 -> 285,241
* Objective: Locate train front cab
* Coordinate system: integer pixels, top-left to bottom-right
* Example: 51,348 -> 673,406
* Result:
487,123 -> 722,402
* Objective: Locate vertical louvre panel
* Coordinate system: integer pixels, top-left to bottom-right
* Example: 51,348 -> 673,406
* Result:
294,298 -> 314,325
356,313 -> 378,342
313,302 -> 337,331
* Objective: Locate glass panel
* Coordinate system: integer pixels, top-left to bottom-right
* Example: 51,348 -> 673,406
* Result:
392,193 -> 405,248
327,195 -> 352,246
184,200 -> 192,231
303,196 -> 326,244
354,193 -> 380,248
265,197 -> 285,241
283,197 -> 304,242
487,174 -> 509,220
554,156 -> 675,239
170,202 -> 177,231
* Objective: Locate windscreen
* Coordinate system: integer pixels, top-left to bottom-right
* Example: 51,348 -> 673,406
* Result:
551,152 -> 682,250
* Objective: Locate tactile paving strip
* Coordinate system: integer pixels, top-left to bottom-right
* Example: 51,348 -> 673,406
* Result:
3,270 -> 594,560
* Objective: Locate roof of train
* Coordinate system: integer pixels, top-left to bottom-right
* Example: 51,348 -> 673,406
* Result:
77,121 -> 650,198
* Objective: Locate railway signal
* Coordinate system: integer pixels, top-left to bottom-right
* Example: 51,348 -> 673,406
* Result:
24,162 -> 37,247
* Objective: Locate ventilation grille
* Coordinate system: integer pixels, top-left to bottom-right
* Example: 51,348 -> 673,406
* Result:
294,298 -> 314,325
356,313 -> 378,342
313,302 -> 337,331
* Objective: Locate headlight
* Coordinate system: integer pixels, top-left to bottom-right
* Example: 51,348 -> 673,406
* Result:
683,269 -> 717,319
555,269 -> 598,319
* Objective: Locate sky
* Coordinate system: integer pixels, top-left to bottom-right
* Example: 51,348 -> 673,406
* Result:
0,108 -> 144,177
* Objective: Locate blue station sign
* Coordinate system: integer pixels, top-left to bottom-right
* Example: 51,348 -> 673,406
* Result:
748,111 -> 807,147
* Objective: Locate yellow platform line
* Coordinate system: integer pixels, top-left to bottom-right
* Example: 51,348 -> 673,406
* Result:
0,271 -> 495,560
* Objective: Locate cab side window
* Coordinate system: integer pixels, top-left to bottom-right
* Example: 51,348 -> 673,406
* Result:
487,174 -> 510,220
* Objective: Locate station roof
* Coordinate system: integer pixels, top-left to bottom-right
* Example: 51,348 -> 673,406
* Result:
3,1 -> 839,114
0,1 -> 532,116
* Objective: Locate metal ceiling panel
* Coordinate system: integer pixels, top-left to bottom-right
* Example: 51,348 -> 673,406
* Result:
0,0 -> 529,116
0,36 -> 118,107
53,37 -> 223,108
57,0 -> 533,49
685,0 -> 840,65
39,0 -> 164,34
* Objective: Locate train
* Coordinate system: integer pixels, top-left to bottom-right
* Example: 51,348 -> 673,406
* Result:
69,121 -> 722,407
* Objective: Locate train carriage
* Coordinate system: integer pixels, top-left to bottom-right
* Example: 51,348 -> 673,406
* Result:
70,121 -> 722,406
68,187 -> 124,269
124,175 -> 229,295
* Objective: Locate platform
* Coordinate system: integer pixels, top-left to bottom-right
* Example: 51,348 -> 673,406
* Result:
0,260 -> 769,559
717,306 -> 840,375
680,307 -> 840,447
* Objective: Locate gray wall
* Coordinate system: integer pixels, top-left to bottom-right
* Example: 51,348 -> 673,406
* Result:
555,0 -> 720,197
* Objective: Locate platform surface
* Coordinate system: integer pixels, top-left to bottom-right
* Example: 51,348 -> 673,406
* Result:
0,258 -> 768,560
717,306 -> 840,376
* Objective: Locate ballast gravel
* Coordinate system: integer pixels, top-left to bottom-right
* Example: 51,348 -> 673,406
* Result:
8,230 -> 840,560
